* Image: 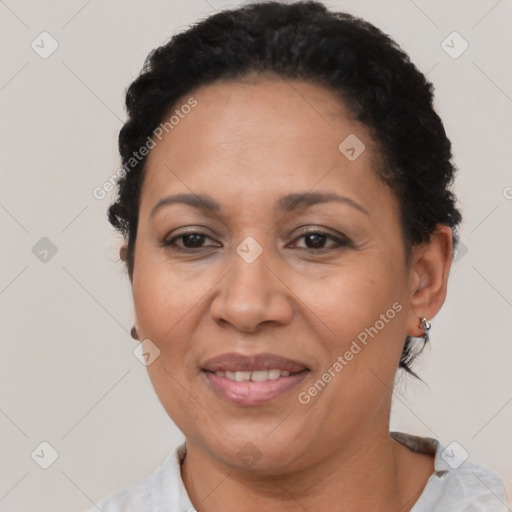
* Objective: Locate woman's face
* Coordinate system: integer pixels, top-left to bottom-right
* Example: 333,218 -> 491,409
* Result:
131,77 -> 435,471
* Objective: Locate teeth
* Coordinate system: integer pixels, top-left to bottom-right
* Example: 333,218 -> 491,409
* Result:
251,370 -> 270,382
268,369 -> 281,380
213,369 -> 295,382
235,371 -> 251,382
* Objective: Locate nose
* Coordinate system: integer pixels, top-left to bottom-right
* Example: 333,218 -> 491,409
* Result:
209,244 -> 294,332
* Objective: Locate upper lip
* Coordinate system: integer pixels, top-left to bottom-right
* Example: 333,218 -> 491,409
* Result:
201,352 -> 309,373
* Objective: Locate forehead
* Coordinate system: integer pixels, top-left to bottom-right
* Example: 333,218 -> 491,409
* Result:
140,77 -> 389,217
162,76 -> 362,152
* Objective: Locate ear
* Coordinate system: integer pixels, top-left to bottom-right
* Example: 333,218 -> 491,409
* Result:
120,243 -> 135,284
405,225 -> 453,337
120,243 -> 128,263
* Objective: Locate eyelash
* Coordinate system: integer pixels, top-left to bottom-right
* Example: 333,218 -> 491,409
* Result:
161,229 -> 351,253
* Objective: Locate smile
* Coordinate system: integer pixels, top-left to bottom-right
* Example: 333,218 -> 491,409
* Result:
201,352 -> 310,406
212,369 -> 292,381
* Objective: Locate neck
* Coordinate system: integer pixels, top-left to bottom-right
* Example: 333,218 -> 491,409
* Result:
181,425 -> 431,512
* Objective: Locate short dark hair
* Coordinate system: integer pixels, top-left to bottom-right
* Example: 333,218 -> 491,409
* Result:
108,0 -> 462,377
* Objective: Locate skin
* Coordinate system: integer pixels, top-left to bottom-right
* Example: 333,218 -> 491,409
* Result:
123,75 -> 453,512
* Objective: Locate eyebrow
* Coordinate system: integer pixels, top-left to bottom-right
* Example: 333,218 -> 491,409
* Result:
149,191 -> 370,218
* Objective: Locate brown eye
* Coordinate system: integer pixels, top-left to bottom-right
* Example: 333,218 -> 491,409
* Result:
179,233 -> 207,248
162,231 -> 220,251
291,229 -> 351,251
303,232 -> 328,249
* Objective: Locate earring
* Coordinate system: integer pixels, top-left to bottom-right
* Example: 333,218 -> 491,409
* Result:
130,325 -> 139,340
420,317 -> 431,343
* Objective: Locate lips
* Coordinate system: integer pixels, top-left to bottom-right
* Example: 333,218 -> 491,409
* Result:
201,352 -> 310,406
201,352 -> 308,373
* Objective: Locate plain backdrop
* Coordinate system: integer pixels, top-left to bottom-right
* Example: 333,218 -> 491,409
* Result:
1,0 -> 511,510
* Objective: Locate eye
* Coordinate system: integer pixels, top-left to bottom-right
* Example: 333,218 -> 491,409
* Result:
161,231 -> 220,251
161,228 -> 351,253
289,229 -> 351,251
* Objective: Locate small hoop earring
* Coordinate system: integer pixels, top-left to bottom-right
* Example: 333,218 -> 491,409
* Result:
130,325 -> 139,340
420,317 -> 431,343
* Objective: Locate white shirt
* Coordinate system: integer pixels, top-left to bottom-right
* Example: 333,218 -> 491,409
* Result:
87,432 -> 508,511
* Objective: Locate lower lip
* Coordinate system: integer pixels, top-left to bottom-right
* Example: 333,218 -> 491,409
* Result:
203,370 -> 309,406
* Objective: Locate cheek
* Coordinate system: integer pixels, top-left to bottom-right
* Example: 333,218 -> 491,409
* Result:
306,262 -> 405,341
302,256 -> 408,405
133,269 -> 179,339
295,265 -> 406,425
132,255 -> 197,367
131,257 -> 208,430
132,241 -> 204,333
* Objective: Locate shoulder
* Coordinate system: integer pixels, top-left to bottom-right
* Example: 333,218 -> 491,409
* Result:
85,443 -> 191,512
418,457 -> 508,511
391,432 -> 508,512
85,470 -> 153,512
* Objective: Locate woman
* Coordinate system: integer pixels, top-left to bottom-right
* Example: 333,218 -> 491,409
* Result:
89,1 -> 507,510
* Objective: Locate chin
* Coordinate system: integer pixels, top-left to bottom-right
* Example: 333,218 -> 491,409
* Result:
190,426 -> 314,474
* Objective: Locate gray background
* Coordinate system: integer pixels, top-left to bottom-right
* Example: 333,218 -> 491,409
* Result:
1,0 -> 511,510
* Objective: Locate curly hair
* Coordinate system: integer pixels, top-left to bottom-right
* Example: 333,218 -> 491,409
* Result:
108,0 -> 462,378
